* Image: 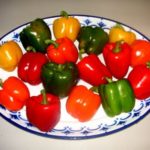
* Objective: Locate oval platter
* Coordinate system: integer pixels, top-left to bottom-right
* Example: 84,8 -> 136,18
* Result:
0,14 -> 150,140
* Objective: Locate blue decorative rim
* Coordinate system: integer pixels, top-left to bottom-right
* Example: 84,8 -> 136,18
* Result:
1,14 -> 150,41
0,14 -> 150,140
0,107 -> 150,140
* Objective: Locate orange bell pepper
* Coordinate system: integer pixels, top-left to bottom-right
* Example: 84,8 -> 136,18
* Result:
109,24 -> 136,45
66,85 -> 101,122
53,11 -> 80,41
0,76 -> 30,111
0,40 -> 23,71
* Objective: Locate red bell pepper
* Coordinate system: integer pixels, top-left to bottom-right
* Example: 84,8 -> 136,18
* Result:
103,42 -> 131,79
66,85 -> 101,122
26,90 -> 60,132
130,40 -> 150,67
17,52 -> 48,85
46,37 -> 78,64
128,62 -> 150,100
0,76 -> 30,111
77,54 -> 112,86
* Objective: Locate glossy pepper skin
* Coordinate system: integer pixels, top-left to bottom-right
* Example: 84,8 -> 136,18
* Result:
17,52 -> 48,85
128,63 -> 150,100
77,54 -> 112,86
103,42 -> 131,79
66,85 -> 101,122
0,41 -> 23,71
41,62 -> 78,97
98,79 -> 135,117
20,18 -> 51,53
47,37 -> 78,64
109,24 -> 136,45
26,90 -> 60,132
53,11 -> 80,41
130,40 -> 150,67
77,26 -> 109,55
0,76 -> 30,111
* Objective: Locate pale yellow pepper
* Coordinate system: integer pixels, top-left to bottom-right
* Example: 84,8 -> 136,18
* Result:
53,11 -> 80,41
109,24 -> 136,44
0,40 -> 23,71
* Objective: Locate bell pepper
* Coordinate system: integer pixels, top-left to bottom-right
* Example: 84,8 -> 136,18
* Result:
77,54 -> 112,86
17,52 -> 48,85
109,24 -> 136,45
130,40 -> 150,67
66,85 -> 101,122
128,63 -> 150,100
53,11 -> 80,41
41,62 -> 78,97
0,40 -> 23,71
98,78 -> 135,117
46,37 -> 78,64
77,26 -> 109,55
20,18 -> 51,53
0,76 -> 30,111
26,90 -> 60,132
103,42 -> 131,79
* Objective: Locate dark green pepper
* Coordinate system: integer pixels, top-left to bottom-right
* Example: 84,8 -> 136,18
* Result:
77,26 -> 109,55
20,18 -> 51,53
41,62 -> 78,97
98,79 -> 135,117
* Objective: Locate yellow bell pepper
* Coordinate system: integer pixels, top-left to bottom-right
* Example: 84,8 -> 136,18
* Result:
0,40 -> 23,71
109,24 -> 136,44
53,11 -> 80,41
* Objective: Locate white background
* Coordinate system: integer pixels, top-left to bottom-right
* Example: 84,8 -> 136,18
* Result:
0,0 -> 150,150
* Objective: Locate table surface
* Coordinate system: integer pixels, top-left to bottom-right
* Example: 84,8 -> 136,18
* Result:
0,0 -> 150,150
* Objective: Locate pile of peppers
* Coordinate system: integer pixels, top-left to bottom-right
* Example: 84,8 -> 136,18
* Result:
1,11 -> 150,132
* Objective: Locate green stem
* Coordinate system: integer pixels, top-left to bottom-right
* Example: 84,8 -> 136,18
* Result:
45,39 -> 59,48
105,77 -> 113,83
146,61 -> 150,68
114,23 -> 124,30
41,89 -> 48,105
113,42 -> 121,53
58,64 -> 65,71
0,79 -> 3,87
79,49 -> 85,60
90,86 -> 99,93
26,46 -> 36,52
60,10 -> 69,18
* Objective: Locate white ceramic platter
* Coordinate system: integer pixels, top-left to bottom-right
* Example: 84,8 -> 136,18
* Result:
0,15 -> 150,140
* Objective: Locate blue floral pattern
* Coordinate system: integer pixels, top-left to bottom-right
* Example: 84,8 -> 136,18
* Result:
0,15 -> 150,140
12,32 -> 20,42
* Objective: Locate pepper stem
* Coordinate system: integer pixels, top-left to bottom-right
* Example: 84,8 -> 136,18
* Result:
79,49 -> 85,60
105,77 -> 113,83
26,46 -> 36,52
45,39 -> 59,48
90,86 -> 99,93
0,79 -> 3,87
146,62 -> 150,68
58,64 -> 65,71
114,23 -> 124,30
113,42 -> 121,53
60,10 -> 69,18
41,89 -> 48,105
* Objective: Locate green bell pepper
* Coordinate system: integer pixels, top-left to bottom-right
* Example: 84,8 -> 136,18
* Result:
98,79 -> 135,117
41,62 -> 78,97
20,18 -> 51,53
77,26 -> 109,55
